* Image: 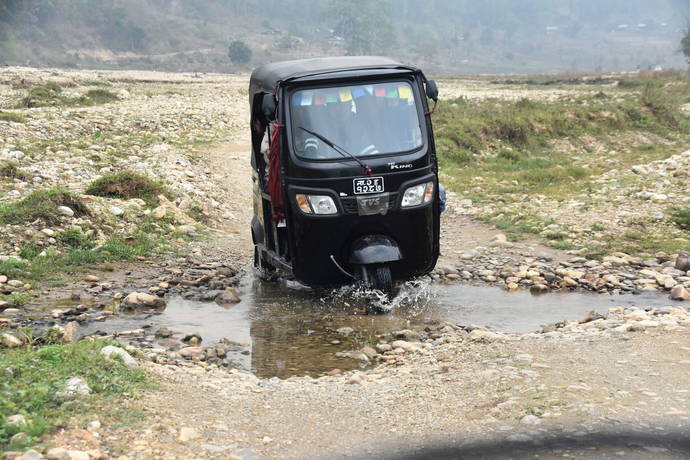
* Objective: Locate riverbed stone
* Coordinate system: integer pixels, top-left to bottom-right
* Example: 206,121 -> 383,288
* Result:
45,447 -> 69,460
469,329 -> 507,343
675,252 -> 690,272
1,333 -> 23,348
123,292 -> 166,308
215,288 -> 241,304
20,450 -> 42,460
179,426 -> 201,442
179,346 -> 204,360
670,285 -> 690,301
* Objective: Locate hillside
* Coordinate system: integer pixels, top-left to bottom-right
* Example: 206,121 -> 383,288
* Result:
0,0 -> 688,74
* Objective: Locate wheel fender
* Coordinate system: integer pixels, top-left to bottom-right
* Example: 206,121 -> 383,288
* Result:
349,235 -> 402,265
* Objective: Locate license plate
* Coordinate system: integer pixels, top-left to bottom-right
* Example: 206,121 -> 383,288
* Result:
353,177 -> 384,195
357,194 -> 389,216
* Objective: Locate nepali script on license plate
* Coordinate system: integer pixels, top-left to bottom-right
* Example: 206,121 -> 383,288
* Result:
353,177 -> 384,195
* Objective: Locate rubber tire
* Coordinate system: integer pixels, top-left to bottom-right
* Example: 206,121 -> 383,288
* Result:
254,246 -> 275,276
369,264 -> 393,294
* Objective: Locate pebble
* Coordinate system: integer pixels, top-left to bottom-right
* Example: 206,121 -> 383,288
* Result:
66,452 -> 89,460
520,414 -> 541,425
108,205 -> 125,216
57,206 -> 74,217
45,448 -> 68,460
179,426 -> 201,442
336,327 -> 354,336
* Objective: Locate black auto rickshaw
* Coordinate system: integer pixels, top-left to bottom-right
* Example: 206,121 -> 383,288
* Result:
249,56 -> 440,294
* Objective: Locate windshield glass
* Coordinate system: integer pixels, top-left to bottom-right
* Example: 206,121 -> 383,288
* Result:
289,81 -> 423,160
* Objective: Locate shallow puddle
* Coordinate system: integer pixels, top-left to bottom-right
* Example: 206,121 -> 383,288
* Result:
73,276 -> 680,378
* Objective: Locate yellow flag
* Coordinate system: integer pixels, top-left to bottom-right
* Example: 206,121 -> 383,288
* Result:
339,89 -> 353,102
398,85 -> 412,99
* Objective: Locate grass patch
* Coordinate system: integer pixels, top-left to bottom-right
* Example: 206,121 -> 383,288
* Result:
85,171 -> 171,207
0,112 -> 26,123
1,221 -> 170,284
0,292 -> 32,306
670,207 -> 690,231
0,188 -> 89,225
0,340 -> 147,452
83,89 -> 119,105
0,161 -> 30,181
435,72 -> 690,254
17,83 -> 119,108
80,79 -> 112,87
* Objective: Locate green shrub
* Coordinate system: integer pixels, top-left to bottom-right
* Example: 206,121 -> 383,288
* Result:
85,171 -> 171,206
0,259 -> 29,279
17,83 -> 119,108
639,83 -> 677,127
82,89 -> 119,105
17,83 -> 66,108
0,188 -> 89,225
59,228 -> 96,250
228,40 -> 252,64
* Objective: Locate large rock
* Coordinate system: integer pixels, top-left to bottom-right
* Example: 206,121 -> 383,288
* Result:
675,252 -> 690,272
469,329 -> 507,343
215,288 -> 241,305
57,206 -> 74,217
123,292 -> 166,309
100,345 -> 138,368
62,321 -> 80,343
45,447 -> 68,460
1,333 -> 23,348
45,448 -> 68,460
6,414 -> 27,426
670,285 -> 690,301
179,346 -> 204,360
178,426 -> 201,443
58,377 -> 92,397
390,340 -> 421,352
20,450 -> 43,460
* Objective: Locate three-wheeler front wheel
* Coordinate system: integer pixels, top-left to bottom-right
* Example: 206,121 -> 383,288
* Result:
356,263 -> 393,294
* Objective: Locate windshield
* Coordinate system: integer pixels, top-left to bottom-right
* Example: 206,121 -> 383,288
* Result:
289,81 -> 423,160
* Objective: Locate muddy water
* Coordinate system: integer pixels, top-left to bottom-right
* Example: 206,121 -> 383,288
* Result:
79,277 -> 676,378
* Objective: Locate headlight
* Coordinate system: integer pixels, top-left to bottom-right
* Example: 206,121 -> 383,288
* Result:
295,194 -> 338,215
401,182 -> 434,208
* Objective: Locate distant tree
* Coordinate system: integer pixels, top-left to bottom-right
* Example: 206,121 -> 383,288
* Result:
228,40 -> 252,64
682,26 -> 690,66
321,0 -> 397,55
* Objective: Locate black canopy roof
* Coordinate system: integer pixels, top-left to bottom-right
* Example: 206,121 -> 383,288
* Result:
250,56 -> 419,96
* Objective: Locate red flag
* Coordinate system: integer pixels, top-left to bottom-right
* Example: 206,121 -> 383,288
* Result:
268,124 -> 284,220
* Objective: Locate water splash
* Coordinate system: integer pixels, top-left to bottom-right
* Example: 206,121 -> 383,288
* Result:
323,278 -> 435,313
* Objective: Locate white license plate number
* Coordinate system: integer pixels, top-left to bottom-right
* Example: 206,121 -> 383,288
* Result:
353,177 -> 384,195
